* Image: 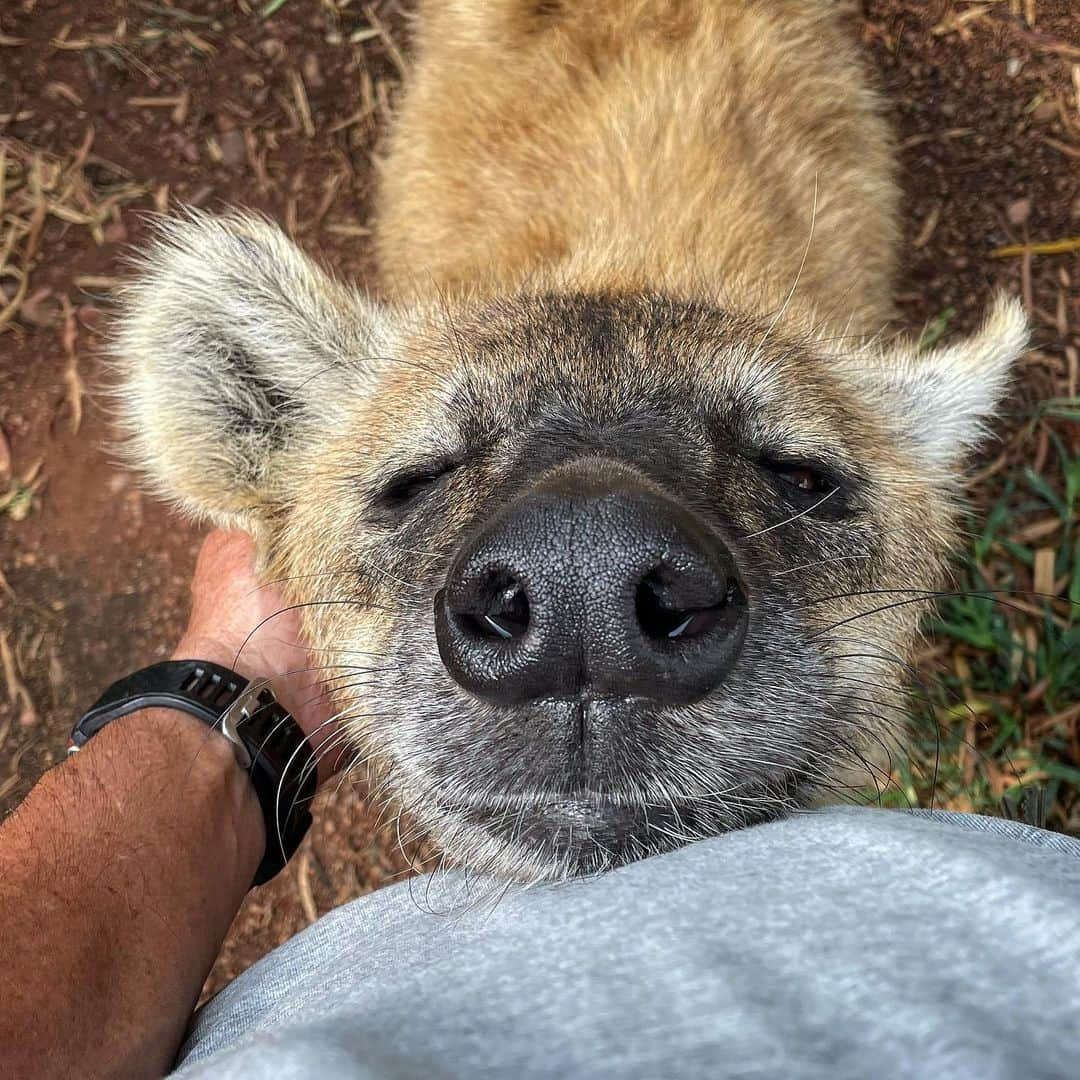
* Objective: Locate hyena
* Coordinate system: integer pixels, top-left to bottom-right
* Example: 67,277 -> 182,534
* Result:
115,0 -> 1026,881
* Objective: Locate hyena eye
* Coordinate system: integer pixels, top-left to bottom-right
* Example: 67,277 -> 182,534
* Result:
758,455 -> 849,510
376,456 -> 462,512
772,463 -> 824,493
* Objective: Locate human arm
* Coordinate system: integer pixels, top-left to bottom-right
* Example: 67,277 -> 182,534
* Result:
0,530 -> 331,1079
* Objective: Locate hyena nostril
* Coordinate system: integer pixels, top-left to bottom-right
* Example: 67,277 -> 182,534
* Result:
634,567 -> 743,641
457,571 -> 531,642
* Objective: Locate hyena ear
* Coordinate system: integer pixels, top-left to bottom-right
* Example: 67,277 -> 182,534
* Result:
114,210 -> 392,529
855,296 -> 1028,468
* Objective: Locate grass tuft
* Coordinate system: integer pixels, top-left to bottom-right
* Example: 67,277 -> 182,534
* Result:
894,427 -> 1080,830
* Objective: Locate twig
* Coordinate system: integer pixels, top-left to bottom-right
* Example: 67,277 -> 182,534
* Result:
289,70 -> 315,138
0,630 -> 37,727
0,196 -> 46,332
992,236 -> 1080,257
59,296 -> 83,435
295,850 -> 319,923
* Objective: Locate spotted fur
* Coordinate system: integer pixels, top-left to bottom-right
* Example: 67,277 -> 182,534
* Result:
114,0 -> 1027,880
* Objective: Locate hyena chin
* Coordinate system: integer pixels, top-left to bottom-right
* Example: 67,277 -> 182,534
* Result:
115,1 -> 1026,881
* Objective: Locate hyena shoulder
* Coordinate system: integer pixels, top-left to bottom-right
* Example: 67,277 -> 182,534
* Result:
376,0 -> 898,335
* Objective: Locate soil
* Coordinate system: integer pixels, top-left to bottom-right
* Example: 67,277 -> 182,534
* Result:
1,0 -> 1077,996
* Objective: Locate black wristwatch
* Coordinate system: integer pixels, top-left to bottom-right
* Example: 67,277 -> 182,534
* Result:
70,659 -> 316,887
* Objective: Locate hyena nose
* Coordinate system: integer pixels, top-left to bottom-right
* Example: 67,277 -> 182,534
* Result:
434,464 -> 749,707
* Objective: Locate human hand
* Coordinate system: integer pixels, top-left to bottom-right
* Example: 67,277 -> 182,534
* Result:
174,528 -> 338,783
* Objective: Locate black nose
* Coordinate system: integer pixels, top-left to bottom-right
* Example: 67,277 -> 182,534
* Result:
434,464 -> 748,707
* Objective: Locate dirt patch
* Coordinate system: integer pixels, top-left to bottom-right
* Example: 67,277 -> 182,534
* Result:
1,0 -> 1077,994
0,0 -> 421,994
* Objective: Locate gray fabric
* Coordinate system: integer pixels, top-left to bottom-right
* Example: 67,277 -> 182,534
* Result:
174,807 -> 1080,1079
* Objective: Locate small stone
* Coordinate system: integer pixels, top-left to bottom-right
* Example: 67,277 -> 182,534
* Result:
1006,57 -> 1023,77
1006,197 -> 1031,226
259,37 -> 285,62
218,128 -> 247,169
303,52 -> 324,89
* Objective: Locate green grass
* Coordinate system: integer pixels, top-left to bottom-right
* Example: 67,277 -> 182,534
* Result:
917,306 -> 958,352
886,428 -> 1080,830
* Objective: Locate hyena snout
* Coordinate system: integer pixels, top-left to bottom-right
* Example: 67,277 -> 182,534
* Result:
434,463 -> 749,708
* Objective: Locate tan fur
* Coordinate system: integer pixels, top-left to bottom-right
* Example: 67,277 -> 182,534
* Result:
377,0 -> 897,336
113,0 -> 1028,881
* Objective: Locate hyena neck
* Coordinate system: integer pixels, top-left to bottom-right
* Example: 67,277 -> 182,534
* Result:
376,0 -> 899,340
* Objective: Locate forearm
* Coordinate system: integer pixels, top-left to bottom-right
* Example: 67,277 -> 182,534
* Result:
0,708 -> 263,1079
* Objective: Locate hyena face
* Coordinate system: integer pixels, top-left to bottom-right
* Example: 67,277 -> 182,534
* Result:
116,213 -> 1026,880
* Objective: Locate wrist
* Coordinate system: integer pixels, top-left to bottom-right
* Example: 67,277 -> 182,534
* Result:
173,636 -> 333,786
88,708 -> 266,888
69,657 -> 317,885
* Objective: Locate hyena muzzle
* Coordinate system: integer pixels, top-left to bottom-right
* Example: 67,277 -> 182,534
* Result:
114,0 -> 1027,881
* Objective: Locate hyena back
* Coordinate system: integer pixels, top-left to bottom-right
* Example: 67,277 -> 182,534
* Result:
116,0 -> 1026,880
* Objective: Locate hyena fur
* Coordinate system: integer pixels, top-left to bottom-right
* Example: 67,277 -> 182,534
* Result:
115,0 -> 1027,882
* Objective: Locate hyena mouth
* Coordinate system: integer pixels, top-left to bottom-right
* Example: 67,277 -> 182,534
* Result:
442,792 -> 705,865
451,794 -> 641,831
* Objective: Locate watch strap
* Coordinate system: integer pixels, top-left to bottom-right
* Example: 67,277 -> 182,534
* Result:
70,660 -> 248,749
71,660 -> 316,887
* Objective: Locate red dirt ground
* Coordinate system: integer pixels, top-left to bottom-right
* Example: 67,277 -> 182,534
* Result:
1,0 -> 1077,995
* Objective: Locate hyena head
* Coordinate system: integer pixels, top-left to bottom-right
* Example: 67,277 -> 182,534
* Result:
116,212 -> 1026,881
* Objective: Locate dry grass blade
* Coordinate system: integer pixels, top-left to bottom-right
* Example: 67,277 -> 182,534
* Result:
362,3 -> 408,78
59,297 -> 83,435
0,135 -> 147,331
0,630 -> 37,728
0,196 -> 46,333
295,850 -> 319,923
289,69 -> 316,138
993,236 -> 1080,257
